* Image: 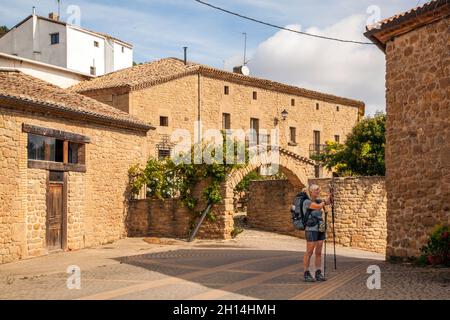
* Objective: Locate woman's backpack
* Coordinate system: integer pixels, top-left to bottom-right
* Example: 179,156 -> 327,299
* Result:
290,192 -> 311,230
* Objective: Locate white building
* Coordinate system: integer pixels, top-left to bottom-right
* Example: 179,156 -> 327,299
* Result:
0,12 -> 133,76
0,52 -> 93,88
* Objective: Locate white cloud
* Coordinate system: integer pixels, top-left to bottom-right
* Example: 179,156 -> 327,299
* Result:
225,14 -> 386,115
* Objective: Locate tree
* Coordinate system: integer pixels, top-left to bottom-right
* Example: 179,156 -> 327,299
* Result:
0,25 -> 9,38
312,112 -> 386,176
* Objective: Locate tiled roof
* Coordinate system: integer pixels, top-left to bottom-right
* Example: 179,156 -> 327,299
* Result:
70,58 -> 365,110
0,70 -> 152,131
365,0 -> 450,51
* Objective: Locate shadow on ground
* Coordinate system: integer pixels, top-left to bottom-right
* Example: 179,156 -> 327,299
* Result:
113,248 -> 380,300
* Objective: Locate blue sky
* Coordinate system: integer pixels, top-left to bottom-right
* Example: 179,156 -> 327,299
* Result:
0,0 -> 425,114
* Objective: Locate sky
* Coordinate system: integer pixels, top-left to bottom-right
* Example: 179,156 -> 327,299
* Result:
0,0 -> 425,115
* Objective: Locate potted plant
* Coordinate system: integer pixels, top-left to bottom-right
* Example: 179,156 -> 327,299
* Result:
420,225 -> 450,267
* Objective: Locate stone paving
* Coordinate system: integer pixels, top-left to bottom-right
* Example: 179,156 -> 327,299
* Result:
0,229 -> 448,300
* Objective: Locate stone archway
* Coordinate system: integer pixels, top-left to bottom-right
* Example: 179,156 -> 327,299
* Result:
218,148 -> 315,239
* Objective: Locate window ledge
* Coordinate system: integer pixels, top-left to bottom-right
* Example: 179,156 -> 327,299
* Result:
288,142 -> 298,146
28,160 -> 86,172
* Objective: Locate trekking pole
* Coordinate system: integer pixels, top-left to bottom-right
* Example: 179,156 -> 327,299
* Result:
324,207 -> 328,277
188,201 -> 212,242
330,180 -> 337,270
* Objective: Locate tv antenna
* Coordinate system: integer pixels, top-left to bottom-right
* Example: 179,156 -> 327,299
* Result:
242,32 -> 247,66
57,0 -> 61,17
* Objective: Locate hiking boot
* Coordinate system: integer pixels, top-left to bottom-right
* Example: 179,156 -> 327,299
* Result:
304,271 -> 316,282
315,269 -> 327,281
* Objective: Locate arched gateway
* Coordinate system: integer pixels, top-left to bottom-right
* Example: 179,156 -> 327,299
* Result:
216,148 -> 315,239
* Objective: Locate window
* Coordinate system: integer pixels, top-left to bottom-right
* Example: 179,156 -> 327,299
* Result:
94,41 -> 99,47
69,142 -> 81,164
27,133 -> 82,164
50,33 -> 59,45
160,116 -> 169,127
289,127 -> 296,144
253,91 -> 257,100
121,46 -> 125,53
250,118 -> 259,144
313,130 -> 321,146
291,99 -> 295,106
316,103 -> 320,110
90,66 -> 96,76
222,113 -> 231,130
336,105 -> 340,112
334,135 -> 340,143
224,86 -> 229,95
158,149 -> 171,160
28,134 -> 56,161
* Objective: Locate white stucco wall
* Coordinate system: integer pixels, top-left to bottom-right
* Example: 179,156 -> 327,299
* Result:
0,53 -> 92,88
105,38 -> 114,74
34,18 -> 67,68
0,15 -> 132,76
0,16 -> 67,68
0,18 -> 33,59
66,27 -> 105,76
113,41 -> 132,72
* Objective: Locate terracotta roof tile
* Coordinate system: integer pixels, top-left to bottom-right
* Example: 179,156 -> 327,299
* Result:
70,58 -> 365,110
0,70 -> 152,131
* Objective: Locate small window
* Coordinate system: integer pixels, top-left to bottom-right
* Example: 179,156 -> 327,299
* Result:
50,33 -> 59,45
289,127 -> 296,143
253,91 -> 257,100
291,99 -> 295,106
49,171 -> 64,182
336,105 -> 340,112
334,135 -> 340,143
316,103 -> 320,110
94,41 -> 99,47
158,149 -> 171,160
222,113 -> 231,130
121,46 -> 125,53
90,66 -> 96,76
160,116 -> 169,127
224,86 -> 229,95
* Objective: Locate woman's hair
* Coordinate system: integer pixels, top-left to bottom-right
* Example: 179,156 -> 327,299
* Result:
305,184 -> 320,199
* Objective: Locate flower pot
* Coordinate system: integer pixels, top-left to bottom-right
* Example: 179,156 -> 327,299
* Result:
427,255 -> 443,265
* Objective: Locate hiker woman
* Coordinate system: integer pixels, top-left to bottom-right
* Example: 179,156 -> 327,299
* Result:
303,184 -> 329,282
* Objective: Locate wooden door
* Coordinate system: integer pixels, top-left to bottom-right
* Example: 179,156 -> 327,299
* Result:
47,179 -> 63,250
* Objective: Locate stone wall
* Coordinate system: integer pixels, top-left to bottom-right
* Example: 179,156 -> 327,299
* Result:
385,16 -> 450,258
247,177 -> 387,254
0,107 -> 148,264
128,179 -> 233,240
128,199 -> 191,238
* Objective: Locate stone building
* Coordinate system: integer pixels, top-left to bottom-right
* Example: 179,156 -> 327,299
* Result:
70,57 -> 365,178
0,70 -> 153,264
365,0 -> 449,258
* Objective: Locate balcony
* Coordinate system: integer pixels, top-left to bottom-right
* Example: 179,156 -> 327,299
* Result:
309,144 -> 327,157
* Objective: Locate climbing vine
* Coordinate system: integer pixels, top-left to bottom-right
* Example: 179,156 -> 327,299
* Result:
129,134 -> 249,221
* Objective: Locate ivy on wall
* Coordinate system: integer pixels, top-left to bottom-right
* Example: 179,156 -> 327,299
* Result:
129,134 -> 249,221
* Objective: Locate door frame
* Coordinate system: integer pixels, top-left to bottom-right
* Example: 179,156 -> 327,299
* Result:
46,171 -> 68,251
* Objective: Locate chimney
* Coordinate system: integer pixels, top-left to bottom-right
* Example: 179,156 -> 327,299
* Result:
32,6 -> 36,15
183,47 -> 187,65
48,12 -> 59,21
